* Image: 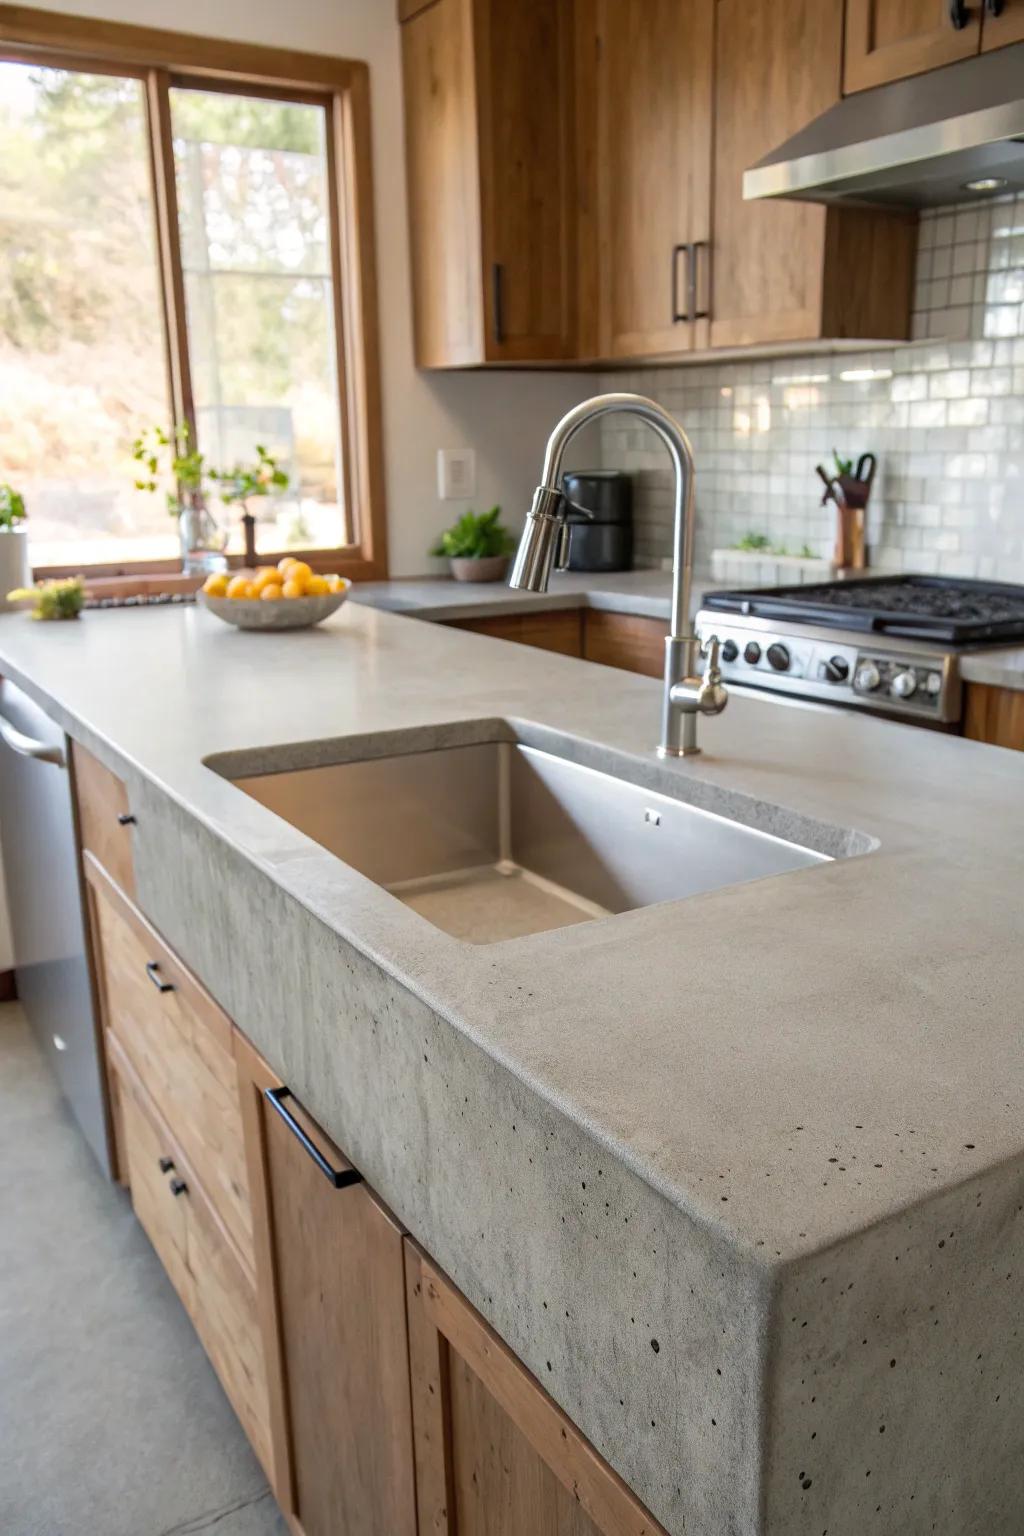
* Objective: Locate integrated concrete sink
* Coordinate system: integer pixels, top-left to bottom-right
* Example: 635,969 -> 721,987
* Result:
228,739 -> 833,944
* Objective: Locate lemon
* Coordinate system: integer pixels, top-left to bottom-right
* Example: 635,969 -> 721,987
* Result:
277,556 -> 298,576
326,575 -> 348,594
227,574 -> 253,600
306,574 -> 329,596
251,566 -> 279,594
281,578 -> 305,600
260,582 -> 283,601
286,561 -> 312,591
203,572 -> 229,597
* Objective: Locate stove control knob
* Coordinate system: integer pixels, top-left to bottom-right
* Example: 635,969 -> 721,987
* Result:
766,642 -> 791,672
822,655 -> 850,683
855,662 -> 881,693
743,641 -> 762,665
891,669 -> 917,699
721,639 -> 739,663
925,672 -> 942,696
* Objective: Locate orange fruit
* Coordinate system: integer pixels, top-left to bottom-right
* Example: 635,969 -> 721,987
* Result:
203,572 -> 229,597
226,574 -> 253,600
281,578 -> 305,599
260,583 -> 283,601
285,560 -> 312,590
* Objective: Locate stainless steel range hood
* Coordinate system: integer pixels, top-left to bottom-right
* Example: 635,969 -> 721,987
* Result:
744,44 -> 1024,209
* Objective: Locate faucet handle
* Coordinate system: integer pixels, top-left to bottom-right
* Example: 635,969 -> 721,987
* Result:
554,518 -> 573,572
698,634 -> 728,716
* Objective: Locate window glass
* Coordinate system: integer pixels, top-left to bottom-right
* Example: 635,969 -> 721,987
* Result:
170,88 -> 347,554
0,62 -> 175,567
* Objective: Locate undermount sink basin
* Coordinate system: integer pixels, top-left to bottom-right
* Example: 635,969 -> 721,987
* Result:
228,739 -> 834,944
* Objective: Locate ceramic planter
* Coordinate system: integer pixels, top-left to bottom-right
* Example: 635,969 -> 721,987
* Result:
449,555 -> 510,584
0,528 -> 30,611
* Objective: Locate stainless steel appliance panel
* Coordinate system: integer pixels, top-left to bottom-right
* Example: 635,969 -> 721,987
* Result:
0,681 -> 110,1173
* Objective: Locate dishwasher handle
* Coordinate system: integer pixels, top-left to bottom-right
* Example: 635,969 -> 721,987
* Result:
0,711 -> 65,767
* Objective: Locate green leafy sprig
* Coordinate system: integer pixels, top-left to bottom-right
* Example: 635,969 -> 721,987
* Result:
0,484 -> 26,531
430,506 -> 514,560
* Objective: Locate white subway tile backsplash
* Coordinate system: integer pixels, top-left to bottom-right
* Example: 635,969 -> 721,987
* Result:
599,195 -> 1024,580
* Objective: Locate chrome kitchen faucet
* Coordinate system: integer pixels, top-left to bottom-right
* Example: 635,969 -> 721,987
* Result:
509,392 -> 727,756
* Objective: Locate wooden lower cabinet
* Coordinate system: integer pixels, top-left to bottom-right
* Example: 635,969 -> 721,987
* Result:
114,1054 -> 273,1476
582,611 -> 670,679
235,1037 -> 417,1536
445,608 -> 583,657
963,682 -> 1024,750
405,1243 -> 667,1536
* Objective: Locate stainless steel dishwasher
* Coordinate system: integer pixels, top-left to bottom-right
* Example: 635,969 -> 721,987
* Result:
0,679 -> 111,1174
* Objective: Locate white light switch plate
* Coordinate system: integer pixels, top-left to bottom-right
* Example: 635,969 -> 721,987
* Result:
437,448 -> 476,501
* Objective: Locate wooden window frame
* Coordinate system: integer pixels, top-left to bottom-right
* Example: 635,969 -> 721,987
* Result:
0,6 -> 388,585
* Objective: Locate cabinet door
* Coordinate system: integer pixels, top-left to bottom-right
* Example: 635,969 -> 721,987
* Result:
593,0 -> 712,358
475,0 -> 576,360
711,0 -> 840,348
844,0 -> 982,91
236,1036 -> 417,1536
982,0 -> 1024,49
964,683 -> 1024,748
405,1242 -> 668,1536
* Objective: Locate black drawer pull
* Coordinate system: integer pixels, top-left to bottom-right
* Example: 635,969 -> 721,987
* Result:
986,0 -> 1004,14
158,1156 -> 175,1174
169,1177 -> 188,1197
265,1086 -> 363,1189
117,812 -> 136,826
949,0 -> 970,27
145,961 -> 174,994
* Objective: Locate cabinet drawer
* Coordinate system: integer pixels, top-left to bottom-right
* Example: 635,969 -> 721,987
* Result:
87,864 -> 253,1271
73,741 -> 135,897
116,1059 -> 272,1477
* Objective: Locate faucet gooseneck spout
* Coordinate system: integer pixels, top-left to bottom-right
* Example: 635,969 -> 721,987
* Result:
509,392 -> 727,756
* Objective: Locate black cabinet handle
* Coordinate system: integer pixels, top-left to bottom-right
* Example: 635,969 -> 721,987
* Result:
265,1086 -> 363,1189
145,961 -> 174,994
491,262 -> 505,347
688,241 -> 709,322
949,0 -> 970,27
671,243 -> 688,323
117,812 -> 136,826
986,0 -> 1003,15
169,1177 -> 188,1197
158,1156 -> 175,1174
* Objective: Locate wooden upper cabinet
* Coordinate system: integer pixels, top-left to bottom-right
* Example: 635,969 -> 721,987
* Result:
844,0 -> 982,91
401,0 -> 575,366
591,0 -> 713,358
981,0 -> 1024,49
711,0 -> 917,349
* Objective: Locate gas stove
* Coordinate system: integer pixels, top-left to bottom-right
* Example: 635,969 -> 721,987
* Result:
696,576 -> 1024,725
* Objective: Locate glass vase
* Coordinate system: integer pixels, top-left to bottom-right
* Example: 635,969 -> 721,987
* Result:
177,499 -> 228,576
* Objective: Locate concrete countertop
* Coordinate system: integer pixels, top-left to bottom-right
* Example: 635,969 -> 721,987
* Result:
350,566 -> 690,622
959,644 -> 1024,691
1,594 -> 1021,1536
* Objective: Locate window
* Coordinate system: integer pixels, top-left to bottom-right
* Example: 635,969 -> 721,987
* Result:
0,14 -> 385,580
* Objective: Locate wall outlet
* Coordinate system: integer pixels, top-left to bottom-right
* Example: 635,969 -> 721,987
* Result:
437,448 -> 476,501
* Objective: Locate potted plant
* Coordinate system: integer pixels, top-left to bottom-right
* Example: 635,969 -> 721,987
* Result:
0,483 -> 30,611
131,422 -> 227,575
213,445 -> 289,566
430,506 -> 516,583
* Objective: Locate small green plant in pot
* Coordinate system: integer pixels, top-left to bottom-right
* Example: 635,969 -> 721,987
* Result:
0,482 -> 31,611
213,444 -> 289,566
430,506 -> 515,583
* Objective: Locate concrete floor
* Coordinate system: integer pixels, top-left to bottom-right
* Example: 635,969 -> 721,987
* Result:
0,1003 -> 287,1536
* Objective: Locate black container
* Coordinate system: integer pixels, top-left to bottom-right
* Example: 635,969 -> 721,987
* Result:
560,470 -> 633,573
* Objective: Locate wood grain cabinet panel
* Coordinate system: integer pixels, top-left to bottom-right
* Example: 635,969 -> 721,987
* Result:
72,741 -> 135,898
116,1058 -> 272,1477
405,1243 -> 669,1536
981,0 -> 1024,49
591,0 -> 713,358
582,611 -> 670,679
963,682 -> 1024,749
445,608 -> 583,656
711,0 -> 917,350
235,1037 -> 417,1536
86,861 -> 253,1272
401,0 -> 575,366
844,0 -> 981,91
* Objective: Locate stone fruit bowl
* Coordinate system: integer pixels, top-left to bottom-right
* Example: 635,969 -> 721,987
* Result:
199,581 -> 351,631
